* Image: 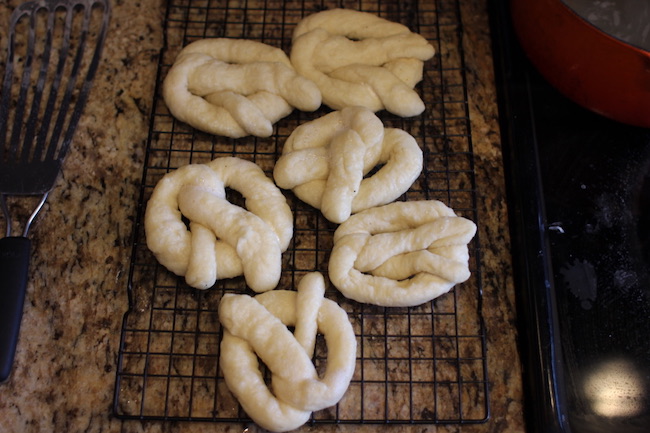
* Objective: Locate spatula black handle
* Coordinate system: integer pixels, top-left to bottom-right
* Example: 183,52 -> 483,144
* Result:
0,237 -> 31,383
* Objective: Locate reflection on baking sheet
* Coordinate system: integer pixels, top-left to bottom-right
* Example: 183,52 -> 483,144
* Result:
583,358 -> 647,418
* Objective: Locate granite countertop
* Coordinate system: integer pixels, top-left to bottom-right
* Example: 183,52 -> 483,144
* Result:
0,0 -> 524,432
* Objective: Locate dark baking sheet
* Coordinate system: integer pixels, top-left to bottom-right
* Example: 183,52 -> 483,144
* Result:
490,0 -> 650,432
113,0 -> 488,425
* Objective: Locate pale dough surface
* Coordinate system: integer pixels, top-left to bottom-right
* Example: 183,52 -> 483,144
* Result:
144,157 -> 292,292
274,106 -> 423,223
290,9 -> 435,117
163,38 -> 321,138
219,273 -> 357,432
329,200 -> 477,307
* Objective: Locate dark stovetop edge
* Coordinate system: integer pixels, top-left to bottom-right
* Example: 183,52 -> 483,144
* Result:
487,1 -> 571,432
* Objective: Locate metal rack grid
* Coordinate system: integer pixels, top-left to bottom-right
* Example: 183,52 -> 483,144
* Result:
113,0 -> 489,426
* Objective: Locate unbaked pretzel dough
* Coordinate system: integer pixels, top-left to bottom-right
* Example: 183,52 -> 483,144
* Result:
290,9 -> 435,117
144,157 -> 292,292
273,106 -> 423,223
163,38 -> 321,138
219,272 -> 357,432
328,200 -> 477,307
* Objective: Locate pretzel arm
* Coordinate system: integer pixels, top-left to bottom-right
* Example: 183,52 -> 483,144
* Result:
164,38 -> 321,138
275,108 -> 423,223
313,33 -> 434,73
219,332 -> 311,432
181,38 -> 294,65
274,107 -> 384,193
354,220 -> 474,282
219,279 -> 357,430
352,128 -> 423,211
273,147 -> 329,190
208,157 -> 293,251
384,58 -> 425,87
185,222 -> 218,289
329,233 -> 452,307
333,199 -> 458,242
354,218 -> 474,269
330,65 -> 425,117
329,201 -> 477,306
219,294 -> 317,387
178,185 -> 281,292
292,272 -> 325,357
292,8 -> 411,40
290,9 -> 434,115
187,60 -> 315,106
321,129 -> 367,223
144,164 -> 225,276
234,91 -> 293,123
202,90 -> 274,137
371,249 -> 471,282
254,289 -> 357,412
290,29 -> 384,112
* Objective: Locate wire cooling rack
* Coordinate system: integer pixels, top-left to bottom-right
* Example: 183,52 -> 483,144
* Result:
113,0 -> 489,426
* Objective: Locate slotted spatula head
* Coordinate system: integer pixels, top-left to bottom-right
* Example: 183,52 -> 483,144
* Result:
0,0 -> 110,384
0,0 -> 110,195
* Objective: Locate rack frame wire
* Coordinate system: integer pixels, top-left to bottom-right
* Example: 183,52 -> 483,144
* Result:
113,0 -> 489,426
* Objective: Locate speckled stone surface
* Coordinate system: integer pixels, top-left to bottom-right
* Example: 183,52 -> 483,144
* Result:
0,1 -> 525,432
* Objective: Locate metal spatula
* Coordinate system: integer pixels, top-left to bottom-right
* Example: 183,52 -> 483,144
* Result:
0,0 -> 110,382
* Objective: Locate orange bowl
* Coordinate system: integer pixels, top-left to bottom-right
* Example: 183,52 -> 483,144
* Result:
510,0 -> 650,128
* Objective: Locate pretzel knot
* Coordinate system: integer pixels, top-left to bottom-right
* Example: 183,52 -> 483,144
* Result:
329,200 -> 477,307
162,38 -> 321,138
219,272 -> 357,432
273,106 -> 423,223
290,9 -> 435,117
144,157 -> 293,292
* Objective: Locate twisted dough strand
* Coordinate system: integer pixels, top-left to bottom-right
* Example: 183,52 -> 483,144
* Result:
177,185 -> 282,292
329,200 -> 477,307
219,272 -> 356,432
290,9 -> 434,117
144,157 -> 292,291
163,38 -> 321,138
274,107 -> 422,223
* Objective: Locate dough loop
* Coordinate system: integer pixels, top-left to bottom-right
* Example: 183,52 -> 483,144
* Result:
219,272 -> 357,432
290,9 -> 435,117
163,38 -> 321,138
328,200 -> 477,307
144,157 -> 293,292
273,106 -> 423,223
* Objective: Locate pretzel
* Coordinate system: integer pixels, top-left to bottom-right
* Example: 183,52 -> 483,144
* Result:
328,200 -> 477,307
163,38 -> 321,138
219,272 -> 357,432
273,106 -> 423,223
144,157 -> 292,292
290,9 -> 435,117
